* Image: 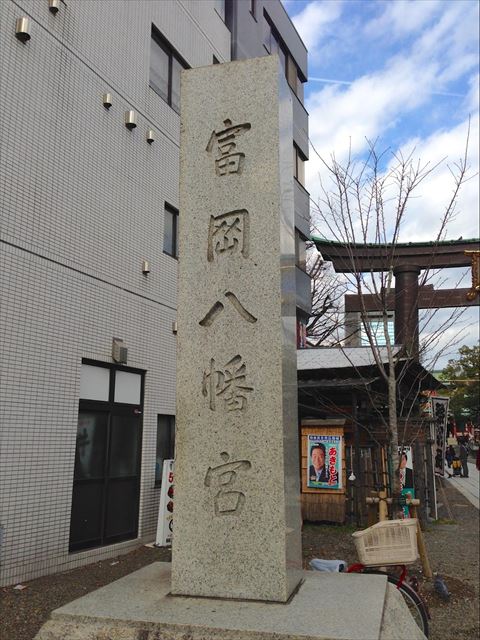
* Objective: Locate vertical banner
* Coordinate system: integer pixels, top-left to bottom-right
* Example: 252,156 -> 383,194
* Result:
307,435 -> 342,489
155,459 -> 174,547
398,446 -> 414,518
431,396 -> 449,476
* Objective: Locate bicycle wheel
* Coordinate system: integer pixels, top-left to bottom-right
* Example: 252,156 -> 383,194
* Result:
365,571 -> 429,638
393,578 -> 429,638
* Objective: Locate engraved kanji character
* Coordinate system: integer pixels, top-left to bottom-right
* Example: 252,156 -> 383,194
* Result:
202,355 -> 254,412
207,210 -> 249,262
204,452 -> 252,516
206,118 -> 251,176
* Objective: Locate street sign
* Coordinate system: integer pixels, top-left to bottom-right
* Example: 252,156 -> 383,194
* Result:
155,459 -> 174,547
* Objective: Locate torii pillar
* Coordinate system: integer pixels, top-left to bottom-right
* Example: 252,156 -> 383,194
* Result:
393,265 -> 421,357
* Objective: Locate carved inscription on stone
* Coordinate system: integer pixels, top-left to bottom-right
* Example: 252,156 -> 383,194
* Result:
202,355 -> 254,412
204,452 -> 252,516
206,118 -> 251,176
207,210 -> 250,262
199,292 -> 257,327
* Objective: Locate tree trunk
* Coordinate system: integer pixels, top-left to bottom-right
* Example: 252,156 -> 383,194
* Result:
388,367 -> 401,497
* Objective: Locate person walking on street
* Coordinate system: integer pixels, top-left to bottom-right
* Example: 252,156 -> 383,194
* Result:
446,445 -> 455,468
459,439 -> 469,478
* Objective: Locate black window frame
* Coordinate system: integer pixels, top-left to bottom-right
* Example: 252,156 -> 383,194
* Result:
263,11 -> 305,100
293,144 -> 306,186
150,25 -> 189,113
163,203 -> 179,259
250,0 -> 257,20
69,360 -> 145,553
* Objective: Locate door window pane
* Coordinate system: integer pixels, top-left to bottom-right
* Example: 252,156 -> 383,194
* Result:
150,37 -> 169,101
156,415 -> 175,485
114,371 -> 141,405
70,483 -> 104,548
80,364 -> 109,401
109,415 -> 140,477
74,412 -> 108,479
105,479 -> 137,539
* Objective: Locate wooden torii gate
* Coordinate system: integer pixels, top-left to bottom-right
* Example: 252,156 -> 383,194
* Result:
313,237 -> 479,522
313,238 -> 480,356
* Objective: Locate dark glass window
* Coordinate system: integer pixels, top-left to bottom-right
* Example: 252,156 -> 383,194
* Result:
250,0 -> 257,19
163,203 -> 179,258
294,144 -> 306,186
213,55 -> 220,65
150,26 -> 188,113
263,12 -> 304,101
74,412 -> 108,480
109,415 -> 140,477
156,415 -> 175,485
295,229 -> 307,272
150,37 -> 169,103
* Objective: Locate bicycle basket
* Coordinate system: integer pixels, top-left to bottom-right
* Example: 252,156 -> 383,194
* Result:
352,519 -> 418,566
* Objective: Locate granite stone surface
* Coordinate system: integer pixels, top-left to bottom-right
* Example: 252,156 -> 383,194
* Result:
172,55 -> 302,602
35,562 -> 397,640
379,584 -> 427,639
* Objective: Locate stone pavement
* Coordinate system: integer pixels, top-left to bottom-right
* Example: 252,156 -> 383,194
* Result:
35,562 -> 425,640
444,461 -> 479,509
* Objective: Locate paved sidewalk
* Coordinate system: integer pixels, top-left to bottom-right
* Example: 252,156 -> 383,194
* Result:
444,461 -> 479,509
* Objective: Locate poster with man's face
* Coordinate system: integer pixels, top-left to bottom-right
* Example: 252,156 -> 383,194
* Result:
307,435 -> 342,489
398,446 -> 414,490
398,446 -> 415,518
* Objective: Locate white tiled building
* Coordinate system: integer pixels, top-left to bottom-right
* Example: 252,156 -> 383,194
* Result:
0,0 -> 309,586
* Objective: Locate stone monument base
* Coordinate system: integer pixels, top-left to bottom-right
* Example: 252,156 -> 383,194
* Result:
35,562 -> 425,640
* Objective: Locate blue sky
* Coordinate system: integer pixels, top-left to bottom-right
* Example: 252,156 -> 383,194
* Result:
285,0 -> 479,240
284,0 -> 479,364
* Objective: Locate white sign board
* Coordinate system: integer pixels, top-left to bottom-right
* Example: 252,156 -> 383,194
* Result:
155,459 -> 174,547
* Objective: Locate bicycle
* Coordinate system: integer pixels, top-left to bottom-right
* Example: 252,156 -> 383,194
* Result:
310,519 -> 430,638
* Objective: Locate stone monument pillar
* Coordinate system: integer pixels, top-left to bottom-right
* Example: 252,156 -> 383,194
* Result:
171,55 -> 302,603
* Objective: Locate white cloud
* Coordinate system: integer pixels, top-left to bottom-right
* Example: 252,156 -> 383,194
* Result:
307,55 -> 435,164
465,74 -> 480,114
364,0 -> 442,41
392,116 -> 480,242
291,0 -> 343,53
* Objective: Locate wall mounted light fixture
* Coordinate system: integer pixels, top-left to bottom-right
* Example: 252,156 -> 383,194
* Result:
172,321 -> 178,334
146,129 -> 155,144
102,93 -> 112,109
48,0 -> 60,14
112,338 -> 128,364
142,260 -> 150,274
15,17 -> 31,42
125,110 -> 137,130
